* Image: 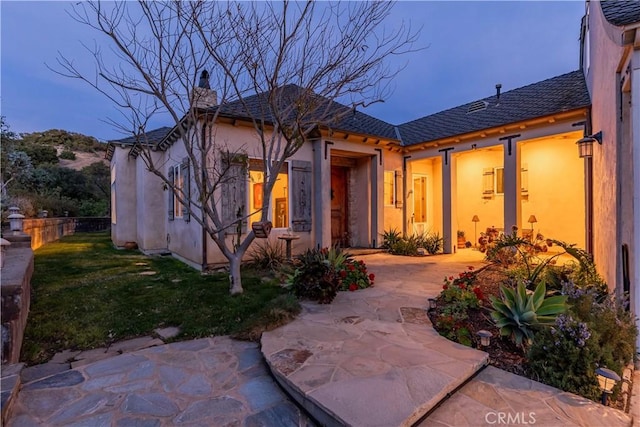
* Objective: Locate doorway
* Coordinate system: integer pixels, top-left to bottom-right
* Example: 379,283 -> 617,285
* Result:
413,174 -> 428,234
331,165 -> 349,246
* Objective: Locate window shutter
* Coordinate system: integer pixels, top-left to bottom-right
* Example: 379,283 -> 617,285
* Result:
394,170 -> 403,208
291,160 -> 312,232
168,166 -> 175,221
181,158 -> 190,222
221,153 -> 247,234
482,168 -> 494,198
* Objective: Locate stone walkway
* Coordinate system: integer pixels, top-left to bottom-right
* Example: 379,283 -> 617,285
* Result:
8,337 -> 313,426
4,250 -> 634,426
262,252 -> 632,426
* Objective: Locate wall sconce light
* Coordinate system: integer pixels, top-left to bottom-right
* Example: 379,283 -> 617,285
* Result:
576,131 -> 603,158
477,330 -> 492,347
527,215 -> 537,231
595,367 -> 620,405
427,298 -> 437,310
472,215 -> 480,248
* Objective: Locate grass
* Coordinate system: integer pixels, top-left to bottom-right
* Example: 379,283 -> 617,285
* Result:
22,232 -> 299,365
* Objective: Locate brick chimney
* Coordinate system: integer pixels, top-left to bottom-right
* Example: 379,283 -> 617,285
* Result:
191,70 -> 217,109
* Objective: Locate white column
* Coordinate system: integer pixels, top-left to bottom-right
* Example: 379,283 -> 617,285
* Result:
370,154 -> 383,247
312,139 -> 331,248
503,139 -> 522,233
442,153 -> 457,253
630,65 -> 640,351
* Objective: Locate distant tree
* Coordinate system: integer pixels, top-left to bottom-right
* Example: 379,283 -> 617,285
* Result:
56,0 -> 418,294
82,162 -> 110,199
21,145 -> 58,166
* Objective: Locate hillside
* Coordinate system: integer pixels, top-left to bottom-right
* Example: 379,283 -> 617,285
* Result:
56,146 -> 109,171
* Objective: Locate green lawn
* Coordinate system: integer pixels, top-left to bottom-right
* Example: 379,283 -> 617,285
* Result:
22,232 -> 295,365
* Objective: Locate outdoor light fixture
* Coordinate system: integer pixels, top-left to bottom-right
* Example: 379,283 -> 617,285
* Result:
8,207 -> 24,233
477,330 -> 492,347
576,131 -> 603,158
472,215 -> 480,248
428,298 -> 437,310
595,367 -> 620,405
528,215 -> 537,231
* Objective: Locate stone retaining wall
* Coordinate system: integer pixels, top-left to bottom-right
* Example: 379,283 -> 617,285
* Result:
22,217 -> 110,250
1,234 -> 33,364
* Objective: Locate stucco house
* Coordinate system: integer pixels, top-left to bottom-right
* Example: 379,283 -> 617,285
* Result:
108,1 -> 639,344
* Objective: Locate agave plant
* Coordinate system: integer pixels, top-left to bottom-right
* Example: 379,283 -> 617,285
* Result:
490,281 -> 567,348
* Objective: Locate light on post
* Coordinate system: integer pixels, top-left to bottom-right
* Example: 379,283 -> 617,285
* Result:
576,131 -> 603,159
595,367 -> 620,405
527,215 -> 537,232
8,206 -> 25,233
477,330 -> 492,347
427,298 -> 437,310
472,215 -> 480,248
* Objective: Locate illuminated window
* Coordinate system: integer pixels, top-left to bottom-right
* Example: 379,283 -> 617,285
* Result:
172,164 -> 183,218
384,171 -> 395,206
248,160 -> 289,228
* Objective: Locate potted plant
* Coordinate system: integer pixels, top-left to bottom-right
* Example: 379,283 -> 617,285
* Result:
457,230 -> 466,248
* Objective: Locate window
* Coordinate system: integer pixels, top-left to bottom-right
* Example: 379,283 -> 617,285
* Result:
111,164 -> 116,224
172,164 -> 183,218
384,171 -> 395,206
495,167 -> 504,195
248,160 -> 289,228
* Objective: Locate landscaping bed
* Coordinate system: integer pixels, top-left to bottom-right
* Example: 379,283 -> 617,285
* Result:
427,231 -> 637,411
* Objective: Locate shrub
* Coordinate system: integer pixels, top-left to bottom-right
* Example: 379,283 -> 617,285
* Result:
490,281 -> 567,348
528,283 -> 637,402
386,231 -> 443,256
381,228 -> 402,249
249,240 -> 286,271
338,259 -> 374,291
435,269 -> 482,346
287,247 -> 373,303
59,150 -> 77,160
422,232 -> 443,254
288,248 -> 339,304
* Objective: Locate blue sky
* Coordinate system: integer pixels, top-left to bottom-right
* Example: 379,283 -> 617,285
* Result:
1,1 -> 585,142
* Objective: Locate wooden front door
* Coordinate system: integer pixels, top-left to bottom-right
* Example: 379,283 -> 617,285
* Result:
331,166 -> 349,247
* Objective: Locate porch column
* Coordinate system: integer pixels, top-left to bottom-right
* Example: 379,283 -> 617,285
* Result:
442,154 -> 457,253
312,139 -> 331,248
370,154 -> 383,247
503,137 -> 522,232
631,62 -> 640,351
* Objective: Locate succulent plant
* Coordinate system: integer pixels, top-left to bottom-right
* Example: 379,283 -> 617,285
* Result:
490,281 -> 567,348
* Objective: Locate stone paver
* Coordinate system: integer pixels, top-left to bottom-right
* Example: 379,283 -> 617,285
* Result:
5,250 -> 633,426
262,252 -> 489,427
8,337 -> 314,426
262,251 -> 632,427
421,366 -> 630,427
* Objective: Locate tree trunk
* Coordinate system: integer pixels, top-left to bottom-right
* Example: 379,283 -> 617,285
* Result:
229,254 -> 244,295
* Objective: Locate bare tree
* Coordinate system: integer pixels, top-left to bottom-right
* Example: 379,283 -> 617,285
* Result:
55,0 -> 418,294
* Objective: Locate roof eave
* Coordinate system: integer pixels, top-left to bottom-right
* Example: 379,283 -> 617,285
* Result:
403,106 -> 589,151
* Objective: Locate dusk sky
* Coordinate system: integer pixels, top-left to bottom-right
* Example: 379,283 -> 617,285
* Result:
1,1 -> 585,142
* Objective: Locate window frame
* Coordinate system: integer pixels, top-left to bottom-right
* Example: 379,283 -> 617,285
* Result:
172,164 -> 184,219
248,159 -> 290,229
494,167 -> 504,195
383,170 -> 396,207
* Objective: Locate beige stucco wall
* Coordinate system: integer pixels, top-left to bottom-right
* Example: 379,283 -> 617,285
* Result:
454,146 -> 504,241
382,151 -> 404,233
520,132 -> 585,248
135,152 -> 167,252
111,147 -> 137,247
587,2 -> 626,290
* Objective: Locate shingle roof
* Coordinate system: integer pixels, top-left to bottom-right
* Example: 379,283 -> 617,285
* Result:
600,1 -> 640,26
211,84 -> 398,140
110,127 -> 173,145
397,70 -> 590,146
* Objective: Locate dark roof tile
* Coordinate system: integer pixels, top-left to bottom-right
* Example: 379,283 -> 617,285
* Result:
397,70 -> 590,146
601,1 -> 640,26
110,126 -> 173,145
